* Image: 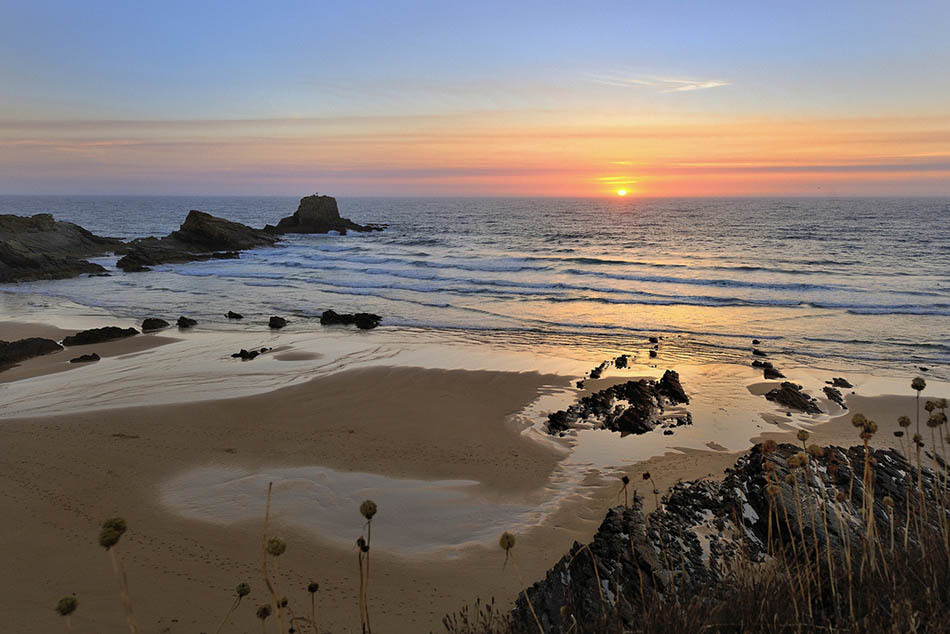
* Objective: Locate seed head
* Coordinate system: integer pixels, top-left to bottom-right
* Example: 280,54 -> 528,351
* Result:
785,474 -> 795,484
894,430 -> 905,438
797,430 -> 810,442
642,472 -> 651,480
256,605 -> 272,620
766,484 -> 781,497
236,582 -> 250,598
360,500 -> 378,520
266,537 -> 286,557
867,421 -> 878,434
787,454 -> 801,468
926,401 -> 936,413
898,416 -> 911,428
55,596 -> 78,616
883,496 -> 894,508
98,517 -> 127,550
807,444 -> 825,457
936,398 -> 948,410
912,377 -> 926,392
357,536 -> 369,553
308,582 -> 319,594
932,412 -> 948,426
851,413 -> 868,428
762,440 -> 778,454
914,433 -> 924,447
795,451 -> 809,466
499,531 -> 516,552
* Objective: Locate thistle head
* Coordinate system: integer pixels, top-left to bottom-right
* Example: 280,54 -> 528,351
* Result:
98,517 -> 127,550
762,440 -> 778,454
642,472 -> 651,480
898,416 -> 912,428
912,377 -> 926,392
266,537 -> 286,557
787,454 -> 801,469
55,596 -> 78,617
928,413 -> 946,428
256,605 -> 272,620
914,433 -> 924,447
883,496 -> 894,508
797,429 -> 810,442
621,475 -> 630,486
785,474 -> 795,484
357,536 -> 369,553
236,582 -> 250,598
925,401 -> 936,413
766,484 -> 781,497
499,531 -> 516,552
360,500 -> 378,520
308,581 -> 319,594
936,398 -> 947,410
851,413 -> 868,428
807,444 -> 825,458
795,451 -> 809,466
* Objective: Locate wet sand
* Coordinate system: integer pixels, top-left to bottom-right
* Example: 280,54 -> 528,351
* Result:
1,318 -> 946,633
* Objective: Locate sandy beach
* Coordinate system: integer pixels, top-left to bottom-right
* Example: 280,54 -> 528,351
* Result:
1,317 -> 946,633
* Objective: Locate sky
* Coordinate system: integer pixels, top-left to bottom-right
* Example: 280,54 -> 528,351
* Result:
1,0 -> 949,196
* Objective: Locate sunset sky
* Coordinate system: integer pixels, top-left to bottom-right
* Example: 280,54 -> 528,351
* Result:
2,1 -> 949,196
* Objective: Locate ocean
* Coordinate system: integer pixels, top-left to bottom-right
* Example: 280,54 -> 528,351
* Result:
1,196 -> 948,378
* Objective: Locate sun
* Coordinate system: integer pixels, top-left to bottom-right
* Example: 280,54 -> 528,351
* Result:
616,189 -> 627,196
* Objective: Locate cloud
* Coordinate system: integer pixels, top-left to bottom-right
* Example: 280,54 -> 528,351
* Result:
589,74 -> 729,93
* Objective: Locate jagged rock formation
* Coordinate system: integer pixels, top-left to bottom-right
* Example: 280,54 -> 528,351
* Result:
62,327 -> 138,347
0,337 -> 63,368
0,214 -> 124,282
512,443 -> 939,633
823,385 -> 847,408
267,195 -> 384,235
765,382 -> 822,414
547,370 -> 690,435
116,210 -> 278,271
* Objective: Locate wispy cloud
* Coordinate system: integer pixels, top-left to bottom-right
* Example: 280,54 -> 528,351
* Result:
589,74 -> 729,93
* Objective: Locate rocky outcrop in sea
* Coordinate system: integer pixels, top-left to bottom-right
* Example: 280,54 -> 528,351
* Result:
266,194 -> 385,235
0,214 -> 124,282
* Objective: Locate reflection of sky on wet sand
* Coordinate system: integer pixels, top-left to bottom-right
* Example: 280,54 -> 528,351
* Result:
162,466 -> 541,555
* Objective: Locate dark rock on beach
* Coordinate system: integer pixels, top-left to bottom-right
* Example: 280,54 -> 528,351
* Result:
752,348 -> 767,356
752,358 -> 785,379
823,385 -> 847,408
830,377 -> 853,388
764,381 -> 822,414
62,326 -> 138,347
648,336 -> 659,344
231,347 -> 270,361
547,370 -> 690,435
141,318 -> 169,332
177,316 -> 197,328
226,310 -> 244,320
0,337 -> 63,367
267,194 -> 384,235
512,442 -> 937,633
116,210 -> 278,272
69,353 -> 100,364
0,214 -> 124,282
649,349 -> 657,358
268,316 -> 287,329
589,360 -> 608,380
319,310 -> 381,330
614,354 -> 630,369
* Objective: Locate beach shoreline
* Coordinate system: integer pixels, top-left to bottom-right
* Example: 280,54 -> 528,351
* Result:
1,314 -> 947,633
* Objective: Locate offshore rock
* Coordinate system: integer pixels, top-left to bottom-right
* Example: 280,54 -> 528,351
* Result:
62,327 -> 138,347
116,210 -> 277,271
226,310 -> 244,319
319,310 -> 381,329
141,318 -> 170,332
268,316 -> 287,329
0,337 -> 63,368
0,214 -> 124,282
177,316 -> 197,328
268,194 -> 383,235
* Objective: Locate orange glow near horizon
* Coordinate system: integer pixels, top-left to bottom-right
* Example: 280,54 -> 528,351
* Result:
2,112 -> 949,195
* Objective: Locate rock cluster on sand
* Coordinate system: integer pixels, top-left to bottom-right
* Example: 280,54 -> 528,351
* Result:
547,370 -> 690,436
512,443 -> 936,633
752,359 -> 785,379
69,353 -> 100,364
117,210 -> 278,272
0,337 -> 63,367
319,310 -> 381,330
62,326 -> 138,347
823,385 -> 847,408
266,194 -> 384,235
141,318 -> 170,332
231,347 -> 270,360
764,381 -> 822,414
0,214 -> 124,282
